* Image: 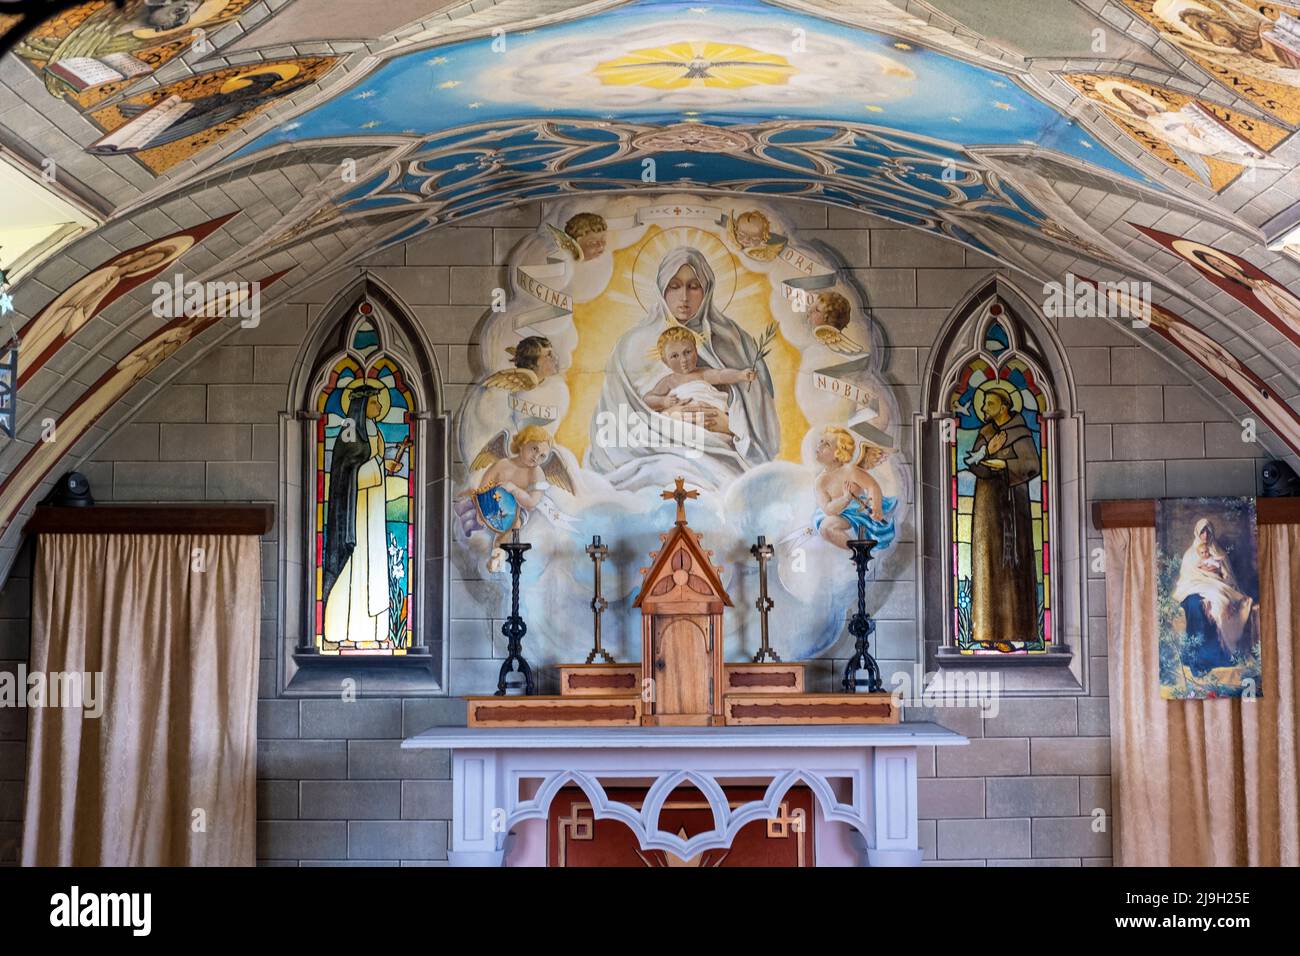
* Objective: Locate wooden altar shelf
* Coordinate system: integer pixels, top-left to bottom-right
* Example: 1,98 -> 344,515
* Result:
467,681 -> 900,727
466,695 -> 642,727
25,503 -> 275,536
723,663 -> 805,694
557,663 -> 640,696
724,693 -> 898,726
1091,497 -> 1300,529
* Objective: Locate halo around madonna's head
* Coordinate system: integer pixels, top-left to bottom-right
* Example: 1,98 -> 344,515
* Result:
630,227 -> 737,314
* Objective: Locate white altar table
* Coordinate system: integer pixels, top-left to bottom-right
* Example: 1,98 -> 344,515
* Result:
402,723 -> 968,867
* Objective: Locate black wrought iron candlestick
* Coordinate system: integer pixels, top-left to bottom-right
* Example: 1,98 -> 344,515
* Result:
495,531 -> 535,696
841,537 -> 882,693
585,534 -> 615,664
750,535 -> 780,662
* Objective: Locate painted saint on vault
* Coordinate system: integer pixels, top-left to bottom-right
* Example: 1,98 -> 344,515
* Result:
89,65 -> 314,156
587,246 -> 780,492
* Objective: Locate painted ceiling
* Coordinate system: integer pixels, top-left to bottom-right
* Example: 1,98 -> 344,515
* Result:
1,0 -> 1300,583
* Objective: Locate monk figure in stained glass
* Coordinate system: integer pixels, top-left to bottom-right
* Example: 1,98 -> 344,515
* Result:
963,380 -> 1040,652
323,381 -> 405,649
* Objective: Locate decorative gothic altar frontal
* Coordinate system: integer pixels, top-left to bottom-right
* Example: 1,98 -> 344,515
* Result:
402,724 -> 968,866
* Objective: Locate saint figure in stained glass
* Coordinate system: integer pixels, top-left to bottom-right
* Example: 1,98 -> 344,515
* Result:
312,305 -> 417,655
963,379 -> 1040,652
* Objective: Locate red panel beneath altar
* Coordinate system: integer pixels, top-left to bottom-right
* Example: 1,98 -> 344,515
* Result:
546,786 -> 816,867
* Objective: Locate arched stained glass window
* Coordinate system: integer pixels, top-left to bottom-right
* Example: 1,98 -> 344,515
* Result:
943,300 -> 1056,655
310,301 -> 418,656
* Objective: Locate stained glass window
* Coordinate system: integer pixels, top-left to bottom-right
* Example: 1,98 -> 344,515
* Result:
310,302 -> 417,655
946,303 -> 1054,654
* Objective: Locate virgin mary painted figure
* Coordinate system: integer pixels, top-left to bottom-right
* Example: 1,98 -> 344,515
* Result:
587,246 -> 780,491
1172,517 -> 1255,675
964,379 -> 1040,652
323,381 -> 400,649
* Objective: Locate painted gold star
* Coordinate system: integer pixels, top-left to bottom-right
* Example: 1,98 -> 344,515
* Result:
992,101 -> 1013,110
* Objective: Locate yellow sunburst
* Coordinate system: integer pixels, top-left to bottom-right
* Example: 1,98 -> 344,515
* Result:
593,40 -> 795,90
555,224 -> 808,465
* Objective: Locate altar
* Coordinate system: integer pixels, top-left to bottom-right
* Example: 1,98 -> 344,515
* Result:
403,723 -> 968,866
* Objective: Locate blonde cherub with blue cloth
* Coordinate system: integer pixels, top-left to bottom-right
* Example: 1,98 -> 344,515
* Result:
812,425 -> 897,551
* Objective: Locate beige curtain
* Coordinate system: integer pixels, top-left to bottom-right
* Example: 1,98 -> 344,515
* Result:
1104,523 -> 1299,866
23,533 -> 261,866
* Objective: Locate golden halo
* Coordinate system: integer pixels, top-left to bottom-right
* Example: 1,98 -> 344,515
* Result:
1170,238 -> 1240,278
1092,79 -> 1170,118
974,379 -> 1022,421
112,236 -> 194,278
340,377 -> 391,420
1152,0 -> 1222,41
630,226 -> 737,315
219,64 -> 300,95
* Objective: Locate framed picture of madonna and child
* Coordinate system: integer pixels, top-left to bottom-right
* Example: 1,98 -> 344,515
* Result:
1156,496 -> 1262,700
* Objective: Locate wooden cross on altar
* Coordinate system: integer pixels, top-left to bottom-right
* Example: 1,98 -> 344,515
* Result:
662,476 -> 698,525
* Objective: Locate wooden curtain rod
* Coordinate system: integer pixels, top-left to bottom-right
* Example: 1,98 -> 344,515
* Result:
1092,498 -> 1300,529
24,504 -> 274,536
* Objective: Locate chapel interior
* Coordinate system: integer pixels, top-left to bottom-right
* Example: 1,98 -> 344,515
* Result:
0,0 -> 1298,870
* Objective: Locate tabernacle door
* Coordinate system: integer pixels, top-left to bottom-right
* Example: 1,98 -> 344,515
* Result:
653,616 -> 712,724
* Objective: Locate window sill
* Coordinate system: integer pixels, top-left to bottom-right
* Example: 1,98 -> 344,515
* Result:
933,646 -> 1083,694
283,650 -> 444,697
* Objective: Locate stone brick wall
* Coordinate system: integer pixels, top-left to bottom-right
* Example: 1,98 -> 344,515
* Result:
0,199 -> 1270,866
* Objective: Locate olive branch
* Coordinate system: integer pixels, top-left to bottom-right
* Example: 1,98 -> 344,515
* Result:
748,321 -> 779,378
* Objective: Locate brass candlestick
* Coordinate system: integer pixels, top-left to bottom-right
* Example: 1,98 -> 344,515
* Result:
585,534 -> 615,664
750,535 -> 780,662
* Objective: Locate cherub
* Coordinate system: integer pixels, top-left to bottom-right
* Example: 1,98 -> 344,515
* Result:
812,426 -> 891,550
546,212 -> 608,261
727,209 -> 786,262
806,290 -> 866,355
455,425 -> 575,572
481,335 -> 561,392
643,325 -> 754,428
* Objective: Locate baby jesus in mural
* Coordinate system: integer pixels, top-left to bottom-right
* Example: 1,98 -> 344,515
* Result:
643,325 -> 756,435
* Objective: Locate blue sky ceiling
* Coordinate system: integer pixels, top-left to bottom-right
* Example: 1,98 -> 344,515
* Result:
234,0 -> 1156,240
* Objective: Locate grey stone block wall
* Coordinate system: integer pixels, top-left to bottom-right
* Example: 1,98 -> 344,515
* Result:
0,200 -> 1270,866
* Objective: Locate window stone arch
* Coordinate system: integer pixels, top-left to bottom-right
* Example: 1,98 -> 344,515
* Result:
278,275 -> 449,697
914,277 -> 1090,695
